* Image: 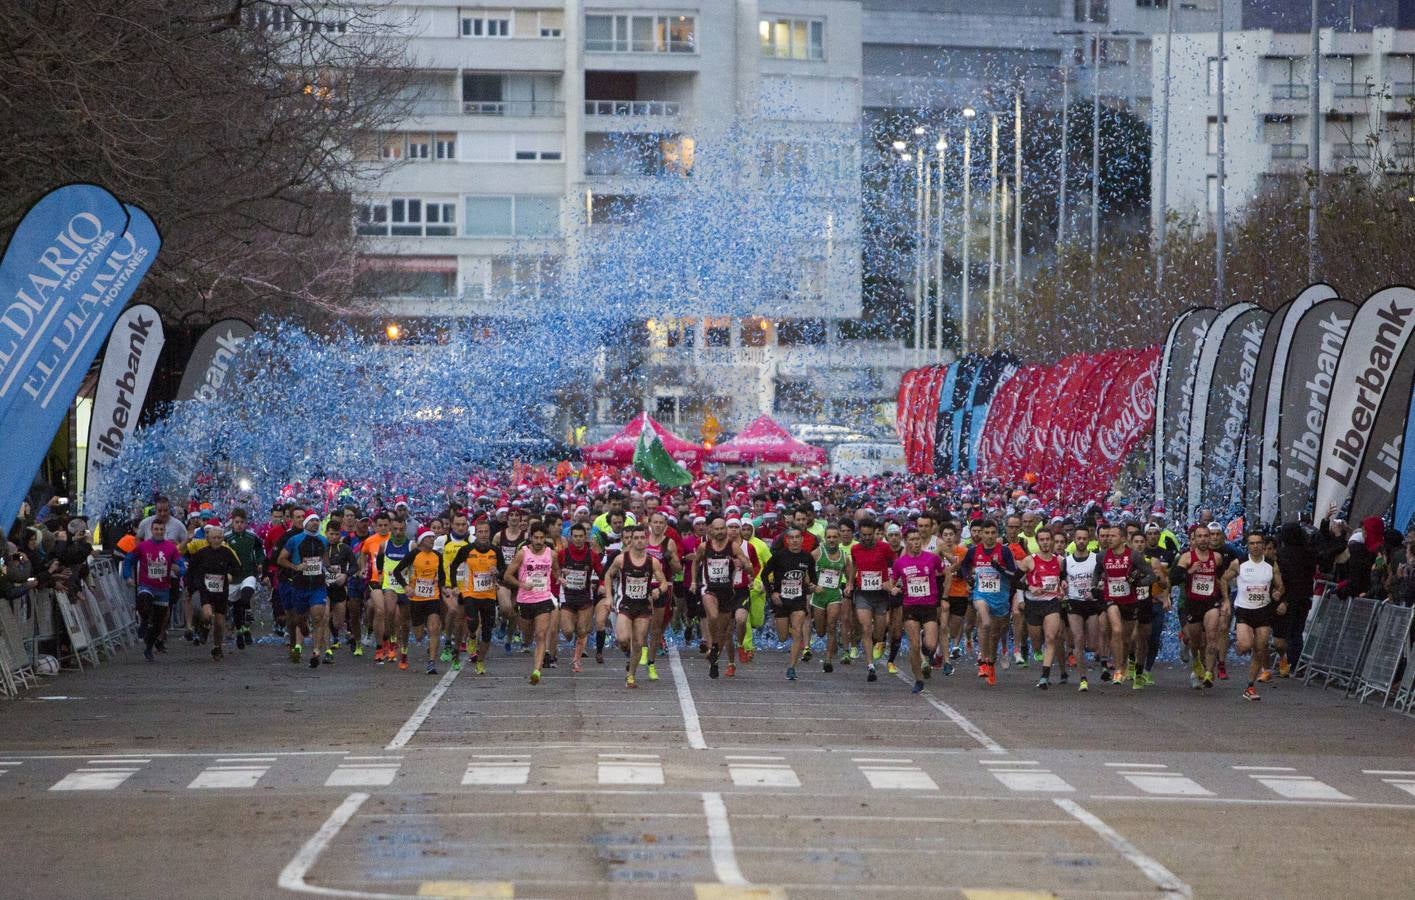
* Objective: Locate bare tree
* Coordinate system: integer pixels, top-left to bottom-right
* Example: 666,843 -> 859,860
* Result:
0,0 -> 414,319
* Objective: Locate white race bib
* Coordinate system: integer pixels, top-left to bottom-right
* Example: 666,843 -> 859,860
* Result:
145,560 -> 169,581
1069,574 -> 1092,596
456,563 -> 469,585
818,569 -> 841,590
707,559 -> 729,581
1106,576 -> 1129,598
976,573 -> 1000,594
473,571 -> 495,592
203,574 -> 224,593
1245,584 -> 1270,604
1191,574 -> 1215,596
782,577 -> 803,599
526,571 -> 548,591
860,571 -> 883,591
906,575 -> 930,598
325,570 -> 341,586
625,576 -> 648,600
413,577 -> 438,599
1041,575 -> 1060,594
300,558 -> 323,577
562,568 -> 588,591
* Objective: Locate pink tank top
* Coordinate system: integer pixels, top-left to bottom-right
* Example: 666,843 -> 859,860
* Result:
516,545 -> 554,604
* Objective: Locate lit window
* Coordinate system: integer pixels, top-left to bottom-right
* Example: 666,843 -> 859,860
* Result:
462,11 -> 512,37
586,13 -> 694,53
758,16 -> 824,60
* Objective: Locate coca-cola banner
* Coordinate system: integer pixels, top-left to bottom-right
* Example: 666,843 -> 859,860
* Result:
1154,308 -> 1218,513
1250,284 -> 1337,525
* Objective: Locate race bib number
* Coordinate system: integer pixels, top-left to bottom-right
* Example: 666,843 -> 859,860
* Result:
562,569 -> 588,591
456,563 -> 469,585
501,546 -> 518,565
818,569 -> 841,590
1191,574 -> 1215,596
203,574 -> 225,593
1041,575 -> 1060,594
860,571 -> 883,591
1069,575 -> 1092,596
300,558 -> 323,577
473,571 -> 495,592
707,559 -> 729,581
625,576 -> 648,600
907,575 -> 930,598
325,570 -> 341,586
146,561 -> 169,581
1106,576 -> 1129,598
413,577 -> 438,600
1245,584 -> 1270,604
782,577 -> 803,599
526,572 -> 548,591
976,572 -> 1000,594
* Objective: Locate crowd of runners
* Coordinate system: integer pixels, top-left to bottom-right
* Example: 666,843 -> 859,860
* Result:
63,469 -> 1413,700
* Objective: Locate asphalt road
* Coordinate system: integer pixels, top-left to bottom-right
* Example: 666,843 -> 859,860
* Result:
2,633 -> 1413,900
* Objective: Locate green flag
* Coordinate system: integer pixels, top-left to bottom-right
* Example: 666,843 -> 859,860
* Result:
633,419 -> 693,487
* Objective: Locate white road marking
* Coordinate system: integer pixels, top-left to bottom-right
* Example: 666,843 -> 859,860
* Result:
1105,762 -> 1167,768
1364,769 -> 1415,776
598,753 -> 664,785
992,770 -> 1074,793
327,763 -> 400,787
278,792 -> 409,899
725,755 -> 784,761
892,671 -> 1006,753
462,756 -> 530,786
190,762 -> 270,789
50,768 -> 141,791
1251,775 -> 1350,800
1232,765 -> 1296,771
729,763 -> 801,788
702,791 -> 749,887
1055,798 -> 1192,897
385,664 -> 461,751
979,759 -> 1038,766
853,757 -> 913,764
859,765 -> 939,791
1383,779 -> 1415,798
668,646 -> 708,750
1123,774 -> 1213,797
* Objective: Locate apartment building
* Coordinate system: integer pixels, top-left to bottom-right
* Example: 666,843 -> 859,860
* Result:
1154,25 -> 1415,226
348,0 -> 889,429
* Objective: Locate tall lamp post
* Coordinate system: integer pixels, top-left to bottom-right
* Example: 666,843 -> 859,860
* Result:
961,107 -> 976,355
933,137 -> 947,361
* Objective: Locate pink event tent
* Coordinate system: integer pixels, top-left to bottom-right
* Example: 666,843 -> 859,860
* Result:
707,415 -> 826,466
580,412 -> 705,465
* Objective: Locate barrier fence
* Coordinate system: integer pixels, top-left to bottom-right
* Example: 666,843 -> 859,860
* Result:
0,554 -> 141,698
1298,582 -> 1415,714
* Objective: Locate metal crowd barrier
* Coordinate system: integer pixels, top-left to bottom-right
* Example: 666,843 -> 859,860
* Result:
1298,587 -> 1415,716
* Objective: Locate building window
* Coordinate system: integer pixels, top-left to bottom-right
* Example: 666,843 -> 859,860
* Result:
1102,38 -> 1129,66
1206,117 -> 1223,155
462,11 -> 512,37
538,11 -> 563,37
1074,0 -> 1109,23
1135,0 -> 1168,8
465,196 -> 515,236
1206,175 -> 1219,220
248,3 -> 295,31
514,135 -> 563,161
515,196 -> 559,236
406,137 -> 430,160
355,198 -> 455,237
435,135 -> 456,160
759,17 -> 824,60
1207,57 -> 1219,94
585,13 -> 695,53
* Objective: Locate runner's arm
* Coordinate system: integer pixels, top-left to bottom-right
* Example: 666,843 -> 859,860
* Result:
1272,564 -> 1285,606
502,548 -> 524,589
601,556 -> 622,600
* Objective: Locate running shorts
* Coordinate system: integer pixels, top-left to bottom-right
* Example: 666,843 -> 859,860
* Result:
947,596 -> 969,618
201,593 -> 230,616
409,600 -> 440,629
1068,598 -> 1103,619
1184,597 -> 1219,625
518,600 -> 554,620
1234,605 -> 1274,630
904,603 -> 939,625
774,597 -> 808,616
138,588 -> 172,607
286,585 -> 327,614
1106,600 -> 1138,622
853,590 -> 890,616
975,595 -> 1010,618
563,594 -> 595,612
1023,599 -> 1063,627
1136,599 -> 1156,625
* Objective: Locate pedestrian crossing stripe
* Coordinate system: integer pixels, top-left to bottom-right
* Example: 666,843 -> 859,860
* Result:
416,880 -> 514,898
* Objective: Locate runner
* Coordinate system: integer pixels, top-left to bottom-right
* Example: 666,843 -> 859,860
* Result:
810,524 -> 853,672
361,513 -> 393,663
391,530 -> 446,675
601,525 -> 668,688
438,512 -> 473,666
1128,530 -> 1170,688
724,518 -> 760,675
188,521 -> 242,660
123,518 -> 185,662
1095,524 -> 1155,688
881,522 -> 906,673
890,527 -> 948,693
494,508 -> 528,653
849,519 -> 896,684
643,511 -> 682,682
323,520 -> 357,666
1220,532 -> 1286,701
762,527 -> 817,682
957,519 -> 1019,686
224,508 -> 265,651
939,521 -> 970,669
592,509 -> 627,664
375,520 -> 412,668
557,521 -> 602,673
503,522 -> 560,685
1063,524 -> 1101,692
1016,527 -> 1066,689
445,518 -> 503,674
277,514 -> 331,669
1171,524 -> 1224,689
694,517 -> 753,679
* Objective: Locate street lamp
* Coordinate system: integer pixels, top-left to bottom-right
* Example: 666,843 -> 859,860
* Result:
933,137 -> 947,361
961,107 -> 975,355
988,111 -> 999,353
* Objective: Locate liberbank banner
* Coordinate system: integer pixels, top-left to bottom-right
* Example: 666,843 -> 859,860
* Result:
84,303 -> 165,509
0,187 -> 160,530
175,318 -> 253,403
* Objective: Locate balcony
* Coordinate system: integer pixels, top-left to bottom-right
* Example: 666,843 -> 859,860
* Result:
1331,143 -> 1365,161
1268,142 -> 1309,172
1392,82 -> 1415,98
463,100 -> 564,117
585,100 -> 681,118
1332,82 -> 1369,99
1271,83 -> 1309,100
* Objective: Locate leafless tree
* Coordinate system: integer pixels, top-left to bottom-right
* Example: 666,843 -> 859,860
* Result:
0,0 -> 415,320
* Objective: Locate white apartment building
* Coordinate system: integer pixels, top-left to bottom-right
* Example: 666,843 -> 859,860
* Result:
1153,26 -> 1415,227
350,0 -> 893,429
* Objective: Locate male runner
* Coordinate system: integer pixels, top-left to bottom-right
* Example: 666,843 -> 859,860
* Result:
278,514 -> 331,669
602,525 -> 668,688
392,530 -> 446,675
123,518 -> 185,662
811,524 -> 853,672
694,517 -> 753,679
1063,524 -> 1101,692
1171,524 -> 1224,689
762,527 -> 817,682
643,511 -> 682,682
186,523 -> 241,661
445,518 -> 503,674
224,508 -> 265,650
557,521 -> 602,673
850,519 -> 896,684
1017,528 -> 1065,689
1220,532 -> 1285,701
957,519 -> 1019,685
1094,524 -> 1155,687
